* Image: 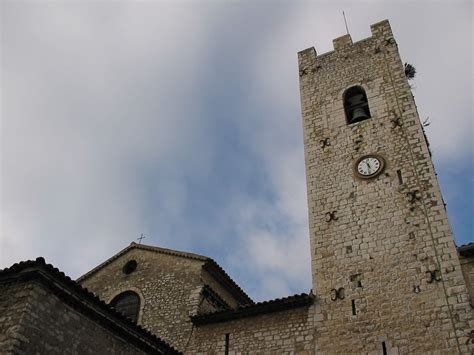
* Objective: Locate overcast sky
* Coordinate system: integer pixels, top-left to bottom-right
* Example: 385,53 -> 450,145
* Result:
1,1 -> 472,301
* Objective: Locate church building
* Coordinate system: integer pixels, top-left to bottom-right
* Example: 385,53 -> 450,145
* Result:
1,19 -> 473,354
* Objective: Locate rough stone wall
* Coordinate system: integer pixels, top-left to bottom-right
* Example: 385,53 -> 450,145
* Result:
80,248 -> 213,350
460,254 -> 474,306
187,305 -> 315,354
0,282 -> 30,353
298,19 -> 473,353
0,280 -> 145,354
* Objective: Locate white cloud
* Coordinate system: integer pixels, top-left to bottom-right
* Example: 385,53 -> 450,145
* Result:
0,2 -> 217,273
1,2 -> 471,300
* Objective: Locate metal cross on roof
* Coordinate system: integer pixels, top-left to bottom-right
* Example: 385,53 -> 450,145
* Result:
137,234 -> 146,244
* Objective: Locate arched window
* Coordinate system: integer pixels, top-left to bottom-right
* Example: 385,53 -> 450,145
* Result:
343,86 -> 371,124
110,291 -> 140,323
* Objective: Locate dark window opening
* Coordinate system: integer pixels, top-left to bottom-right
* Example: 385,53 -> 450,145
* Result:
343,86 -> 371,124
351,299 -> 357,315
382,341 -> 388,355
350,273 -> 363,288
110,291 -> 140,323
123,260 -> 137,274
397,170 -> 403,185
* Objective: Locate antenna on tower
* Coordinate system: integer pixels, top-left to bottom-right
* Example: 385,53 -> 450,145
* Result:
342,11 -> 350,35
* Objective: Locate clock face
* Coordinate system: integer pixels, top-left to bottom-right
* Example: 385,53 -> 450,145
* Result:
356,155 -> 383,178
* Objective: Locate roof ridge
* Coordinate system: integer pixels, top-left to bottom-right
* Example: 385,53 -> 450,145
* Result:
76,244 -> 134,282
458,243 -> 474,257
203,259 -> 254,305
76,242 -> 208,282
457,242 -> 474,249
131,243 -> 209,261
191,292 -> 314,325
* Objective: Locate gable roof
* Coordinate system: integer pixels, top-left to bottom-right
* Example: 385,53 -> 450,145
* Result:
0,257 -> 181,354
77,242 -> 254,306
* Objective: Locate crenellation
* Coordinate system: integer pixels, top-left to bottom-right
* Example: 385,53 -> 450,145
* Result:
333,34 -> 353,51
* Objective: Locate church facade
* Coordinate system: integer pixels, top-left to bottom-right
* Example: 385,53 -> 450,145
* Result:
1,19 -> 474,354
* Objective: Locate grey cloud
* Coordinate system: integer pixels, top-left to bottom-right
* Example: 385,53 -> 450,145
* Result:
1,2 -> 471,300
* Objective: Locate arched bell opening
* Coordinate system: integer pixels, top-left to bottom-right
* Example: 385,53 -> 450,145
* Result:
343,86 -> 371,124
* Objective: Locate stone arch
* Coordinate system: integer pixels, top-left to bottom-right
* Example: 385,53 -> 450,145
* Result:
343,85 -> 371,124
107,286 -> 145,324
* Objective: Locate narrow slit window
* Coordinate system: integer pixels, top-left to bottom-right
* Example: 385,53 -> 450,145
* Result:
343,86 -> 371,124
351,299 -> 357,315
382,341 -> 388,355
397,169 -> 403,185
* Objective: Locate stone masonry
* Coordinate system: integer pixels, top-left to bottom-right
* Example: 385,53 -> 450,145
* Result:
6,283 -> 144,354
298,19 -> 474,353
78,244 -> 254,351
79,247 -> 212,350
459,247 -> 474,307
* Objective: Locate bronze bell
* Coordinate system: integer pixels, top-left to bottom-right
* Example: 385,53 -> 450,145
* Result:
351,107 -> 369,122
347,94 -> 365,106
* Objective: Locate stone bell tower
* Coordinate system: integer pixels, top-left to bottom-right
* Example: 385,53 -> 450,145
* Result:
298,20 -> 473,353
